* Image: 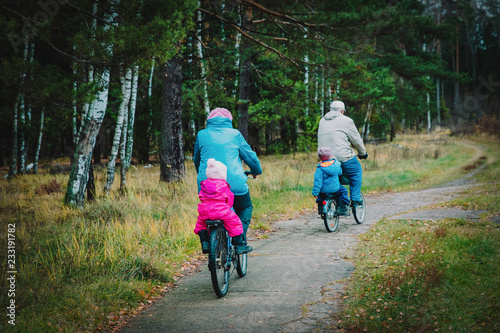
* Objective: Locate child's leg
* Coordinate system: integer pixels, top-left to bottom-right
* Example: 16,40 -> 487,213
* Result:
317,192 -> 326,214
194,216 -> 208,235
335,186 -> 349,206
221,210 -> 244,238
334,186 -> 350,216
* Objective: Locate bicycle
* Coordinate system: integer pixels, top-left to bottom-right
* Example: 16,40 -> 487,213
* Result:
205,171 -> 255,297
206,219 -> 247,297
320,175 -> 366,233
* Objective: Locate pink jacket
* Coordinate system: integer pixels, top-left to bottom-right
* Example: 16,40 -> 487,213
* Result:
198,178 -> 234,212
195,178 -> 243,237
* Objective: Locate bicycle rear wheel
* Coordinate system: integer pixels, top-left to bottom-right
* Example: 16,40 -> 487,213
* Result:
236,253 -> 247,277
353,192 -> 366,224
323,199 -> 339,233
208,226 -> 230,297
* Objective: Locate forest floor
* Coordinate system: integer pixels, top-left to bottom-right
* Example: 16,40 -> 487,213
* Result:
117,144 -> 496,332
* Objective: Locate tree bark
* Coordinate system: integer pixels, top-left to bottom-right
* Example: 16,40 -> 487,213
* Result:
160,50 -> 185,182
237,5 -> 253,141
104,67 -> 132,193
120,65 -> 139,193
34,109 -> 44,174
197,0 -> 210,115
9,98 -> 18,177
362,102 -> 371,141
65,56 -> 111,206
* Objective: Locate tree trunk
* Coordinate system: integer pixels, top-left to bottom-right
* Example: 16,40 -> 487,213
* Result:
104,67 -> 132,193
65,68 -> 111,206
320,71 -> 325,116
304,49 -> 309,116
390,111 -> 395,141
237,5 -> 253,141
120,65 -> 139,193
427,92 -> 431,134
9,98 -> 18,177
34,109 -> 44,174
160,50 -> 185,182
436,79 -> 441,126
118,102 -> 128,193
234,5 -> 242,100
143,57 -> 155,164
362,102 -> 371,141
198,0 -> 210,115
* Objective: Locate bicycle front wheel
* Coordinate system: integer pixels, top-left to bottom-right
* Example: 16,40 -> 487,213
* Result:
324,199 -> 339,233
353,192 -> 366,224
236,253 -> 247,277
208,226 -> 230,297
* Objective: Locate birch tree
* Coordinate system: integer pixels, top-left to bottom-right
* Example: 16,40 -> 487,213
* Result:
104,67 -> 132,193
34,109 -> 44,175
197,1 -> 210,115
65,1 -> 117,206
120,65 -> 139,193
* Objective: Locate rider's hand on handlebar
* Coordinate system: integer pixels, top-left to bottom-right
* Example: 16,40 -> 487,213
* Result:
358,154 -> 369,160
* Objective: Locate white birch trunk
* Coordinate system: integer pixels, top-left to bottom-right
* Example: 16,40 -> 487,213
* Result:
78,2 -> 98,140
198,1 -> 210,114
427,92 -> 431,134
147,58 -> 155,135
34,109 -> 44,174
104,67 -> 132,192
120,65 -> 139,192
72,48 -> 79,146
314,69 -> 318,110
9,98 -> 19,176
436,81 -> 441,127
320,71 -> 325,116
65,0 -> 117,206
304,53 -> 309,116
362,102 -> 372,141
16,37 -> 30,174
118,104 -> 128,192
234,5 -> 242,99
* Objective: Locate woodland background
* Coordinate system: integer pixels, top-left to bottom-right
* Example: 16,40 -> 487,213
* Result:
1,0 -> 499,205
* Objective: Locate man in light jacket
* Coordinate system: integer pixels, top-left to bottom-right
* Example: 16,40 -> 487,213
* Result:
317,101 -> 368,206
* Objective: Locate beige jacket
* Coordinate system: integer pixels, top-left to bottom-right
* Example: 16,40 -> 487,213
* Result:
317,111 -> 367,162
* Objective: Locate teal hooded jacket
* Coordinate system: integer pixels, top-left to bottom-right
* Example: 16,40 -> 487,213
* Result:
193,116 -> 262,196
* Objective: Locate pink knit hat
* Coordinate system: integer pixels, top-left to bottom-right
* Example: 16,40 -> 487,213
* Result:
205,158 -> 227,180
207,107 -> 233,120
317,147 -> 333,161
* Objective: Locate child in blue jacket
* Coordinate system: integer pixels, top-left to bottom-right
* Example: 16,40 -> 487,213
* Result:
312,147 -> 349,216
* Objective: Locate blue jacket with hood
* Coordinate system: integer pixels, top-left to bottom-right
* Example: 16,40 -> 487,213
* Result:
194,116 -> 262,196
312,158 -> 343,196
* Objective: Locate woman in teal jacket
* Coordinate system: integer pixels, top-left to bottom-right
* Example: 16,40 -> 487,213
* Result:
194,108 -> 262,241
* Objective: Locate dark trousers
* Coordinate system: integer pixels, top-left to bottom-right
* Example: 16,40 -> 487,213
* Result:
317,186 -> 349,208
233,191 -> 253,241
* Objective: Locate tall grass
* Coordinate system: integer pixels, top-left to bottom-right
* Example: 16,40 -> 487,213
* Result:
0,134 -> 482,332
335,135 -> 500,332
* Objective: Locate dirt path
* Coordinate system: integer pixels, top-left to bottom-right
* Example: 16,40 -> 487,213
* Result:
120,154 -> 488,333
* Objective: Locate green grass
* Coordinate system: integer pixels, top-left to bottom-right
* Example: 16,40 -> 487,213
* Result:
335,136 -> 500,332
339,217 -> 500,332
0,133 -> 492,332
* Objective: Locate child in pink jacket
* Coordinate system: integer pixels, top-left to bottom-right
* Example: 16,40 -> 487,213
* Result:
195,158 -> 252,255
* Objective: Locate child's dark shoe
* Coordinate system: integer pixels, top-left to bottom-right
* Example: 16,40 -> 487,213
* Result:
232,234 -> 252,254
235,244 -> 253,254
336,204 -> 348,216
